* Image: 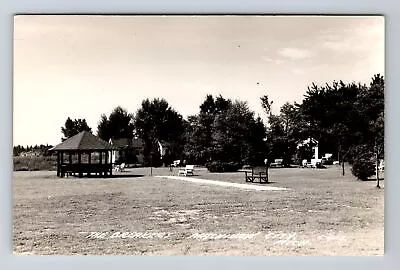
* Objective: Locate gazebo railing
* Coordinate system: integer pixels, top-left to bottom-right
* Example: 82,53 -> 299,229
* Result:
59,163 -> 112,177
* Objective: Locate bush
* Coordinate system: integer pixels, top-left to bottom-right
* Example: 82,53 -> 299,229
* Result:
351,158 -> 375,180
13,156 -> 57,171
206,161 -> 242,172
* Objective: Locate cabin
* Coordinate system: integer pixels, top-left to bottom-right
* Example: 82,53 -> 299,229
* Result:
108,137 -> 145,165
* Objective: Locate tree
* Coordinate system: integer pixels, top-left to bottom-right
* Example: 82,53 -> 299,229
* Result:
185,95 -> 267,170
211,100 -> 267,166
261,96 -> 302,167
134,98 -> 185,166
298,81 -> 365,175
292,74 -> 384,183
267,104 -> 302,166
279,102 -> 301,166
260,95 -> 273,116
354,74 -> 384,187
13,145 -> 25,156
184,95 -> 268,168
97,114 -> 111,142
372,112 -> 384,187
184,95 -> 233,165
61,117 -> 92,141
96,106 -> 135,141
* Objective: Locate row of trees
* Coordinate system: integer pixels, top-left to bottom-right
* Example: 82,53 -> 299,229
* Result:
13,144 -> 54,157
261,74 -> 384,186
58,74 -> 384,184
184,95 -> 267,171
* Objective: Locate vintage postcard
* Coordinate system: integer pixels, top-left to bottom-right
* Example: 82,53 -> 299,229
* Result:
13,15 -> 384,255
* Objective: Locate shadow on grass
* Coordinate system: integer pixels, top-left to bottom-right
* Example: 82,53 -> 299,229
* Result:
60,174 -> 145,179
362,177 -> 385,182
108,174 -> 145,179
246,181 -> 277,185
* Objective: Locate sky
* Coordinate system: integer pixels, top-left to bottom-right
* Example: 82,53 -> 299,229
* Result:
13,15 -> 384,147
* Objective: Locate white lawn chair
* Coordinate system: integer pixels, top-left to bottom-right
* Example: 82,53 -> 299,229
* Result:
171,160 -> 181,167
114,164 -> 120,172
114,163 -> 126,172
302,159 -> 309,168
178,165 -> 195,177
119,163 -> 126,172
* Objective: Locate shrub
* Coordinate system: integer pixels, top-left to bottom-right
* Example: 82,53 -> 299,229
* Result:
206,161 -> 242,172
13,156 -> 56,171
351,158 -> 375,180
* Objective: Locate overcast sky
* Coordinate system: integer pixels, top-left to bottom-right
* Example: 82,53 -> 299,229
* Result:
13,15 -> 384,146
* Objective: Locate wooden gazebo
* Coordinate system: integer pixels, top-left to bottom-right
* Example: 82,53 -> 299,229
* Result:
50,131 -> 118,178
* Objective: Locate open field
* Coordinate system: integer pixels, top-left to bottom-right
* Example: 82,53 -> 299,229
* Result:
13,165 -> 384,255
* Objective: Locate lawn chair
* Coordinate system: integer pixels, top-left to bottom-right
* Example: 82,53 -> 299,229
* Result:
171,160 -> 181,167
178,165 -> 195,177
114,163 -> 126,172
119,163 -> 126,172
114,164 -> 120,172
302,159 -> 309,168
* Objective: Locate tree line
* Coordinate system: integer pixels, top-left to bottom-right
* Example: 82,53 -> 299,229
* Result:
53,74 -> 384,184
13,144 -> 54,157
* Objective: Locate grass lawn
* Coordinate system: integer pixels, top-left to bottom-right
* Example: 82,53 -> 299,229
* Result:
13,165 -> 384,255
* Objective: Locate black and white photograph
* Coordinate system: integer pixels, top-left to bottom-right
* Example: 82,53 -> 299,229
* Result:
13,15 -> 384,256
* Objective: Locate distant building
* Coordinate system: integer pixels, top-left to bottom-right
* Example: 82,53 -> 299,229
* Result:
108,137 -> 175,166
108,137 -> 145,165
109,138 -> 130,164
297,138 -> 319,159
20,151 -> 41,157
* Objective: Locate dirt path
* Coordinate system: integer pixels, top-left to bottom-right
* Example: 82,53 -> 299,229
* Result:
155,175 -> 290,191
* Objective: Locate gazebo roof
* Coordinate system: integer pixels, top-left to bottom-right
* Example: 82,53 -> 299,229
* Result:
50,131 -> 117,151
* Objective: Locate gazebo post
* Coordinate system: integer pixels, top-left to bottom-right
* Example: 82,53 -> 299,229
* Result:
99,150 -> 103,177
78,152 -> 82,178
60,152 -> 64,177
88,151 -> 91,177
104,151 -> 108,176
56,151 -> 60,177
109,150 -> 112,176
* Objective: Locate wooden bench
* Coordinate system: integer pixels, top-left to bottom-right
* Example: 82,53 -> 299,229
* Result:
178,165 -> 195,177
245,167 -> 269,183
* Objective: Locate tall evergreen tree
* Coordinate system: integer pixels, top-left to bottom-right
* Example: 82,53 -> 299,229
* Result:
61,117 -> 92,141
